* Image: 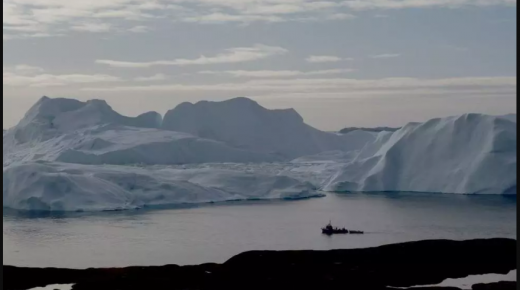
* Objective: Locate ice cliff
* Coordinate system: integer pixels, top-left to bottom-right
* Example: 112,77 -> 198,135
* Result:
324,114 -> 517,194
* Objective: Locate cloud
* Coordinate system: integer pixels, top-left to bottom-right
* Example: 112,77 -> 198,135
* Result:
2,0 -> 515,40
13,64 -> 45,75
326,13 -> 357,20
128,25 -> 149,33
3,32 -> 64,40
370,53 -> 401,59
180,0 -> 516,25
83,77 -> 517,94
3,65 -> 122,87
179,1 -> 349,24
71,23 -> 112,33
93,9 -> 155,20
341,0 -> 516,10
134,74 -> 168,81
3,24 -> 44,32
200,69 -> 354,78
181,13 -> 356,24
306,56 -> 353,63
181,13 -> 284,24
243,4 -> 313,15
187,0 -> 515,14
2,0 -> 159,38
96,44 -> 288,68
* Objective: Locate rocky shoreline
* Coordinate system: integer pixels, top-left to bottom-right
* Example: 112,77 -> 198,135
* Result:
4,238 -> 516,290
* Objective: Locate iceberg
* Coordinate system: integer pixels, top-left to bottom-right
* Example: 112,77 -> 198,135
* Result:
323,114 -> 517,194
3,162 -> 318,212
3,97 -> 322,211
162,97 -> 377,159
3,97 -> 280,167
2,96 -> 516,211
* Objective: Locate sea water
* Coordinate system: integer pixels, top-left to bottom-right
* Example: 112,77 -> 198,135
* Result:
3,192 -> 516,268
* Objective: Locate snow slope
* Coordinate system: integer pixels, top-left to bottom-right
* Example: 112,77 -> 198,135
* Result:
3,162 -> 318,211
162,98 -> 376,159
324,114 -> 517,194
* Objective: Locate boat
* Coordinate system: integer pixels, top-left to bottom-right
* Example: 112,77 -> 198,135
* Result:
321,221 -> 364,235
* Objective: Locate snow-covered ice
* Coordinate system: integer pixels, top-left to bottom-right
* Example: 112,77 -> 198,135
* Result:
323,114 -> 517,194
3,162 -> 318,212
3,96 -> 516,211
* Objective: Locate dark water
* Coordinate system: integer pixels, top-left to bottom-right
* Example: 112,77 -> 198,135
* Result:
3,193 -> 516,269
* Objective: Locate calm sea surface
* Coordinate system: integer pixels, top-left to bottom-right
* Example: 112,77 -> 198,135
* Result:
3,193 -> 516,269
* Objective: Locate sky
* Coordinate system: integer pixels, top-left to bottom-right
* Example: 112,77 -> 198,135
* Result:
3,0 -> 517,130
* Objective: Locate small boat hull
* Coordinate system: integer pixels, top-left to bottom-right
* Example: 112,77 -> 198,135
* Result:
321,229 -> 364,235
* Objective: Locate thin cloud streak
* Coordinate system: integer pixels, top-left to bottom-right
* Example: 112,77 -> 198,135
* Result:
11,64 -> 45,75
134,74 -> 168,81
71,23 -> 112,33
306,55 -> 354,63
370,54 -> 401,59
3,72 -> 123,87
199,69 -> 355,78
128,25 -> 149,33
83,77 -> 517,93
96,45 -> 288,68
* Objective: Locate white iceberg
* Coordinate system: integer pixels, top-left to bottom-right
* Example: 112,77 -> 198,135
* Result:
3,97 -> 280,167
2,96 -> 516,212
323,114 -> 517,194
3,162 -> 318,212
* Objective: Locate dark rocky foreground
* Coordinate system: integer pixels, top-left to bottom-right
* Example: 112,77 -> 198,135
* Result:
4,238 -> 516,290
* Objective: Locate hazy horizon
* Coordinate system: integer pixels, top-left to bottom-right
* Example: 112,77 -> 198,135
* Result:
3,0 -> 517,130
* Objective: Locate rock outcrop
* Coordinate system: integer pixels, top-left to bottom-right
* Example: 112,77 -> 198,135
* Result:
4,238 -> 516,290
